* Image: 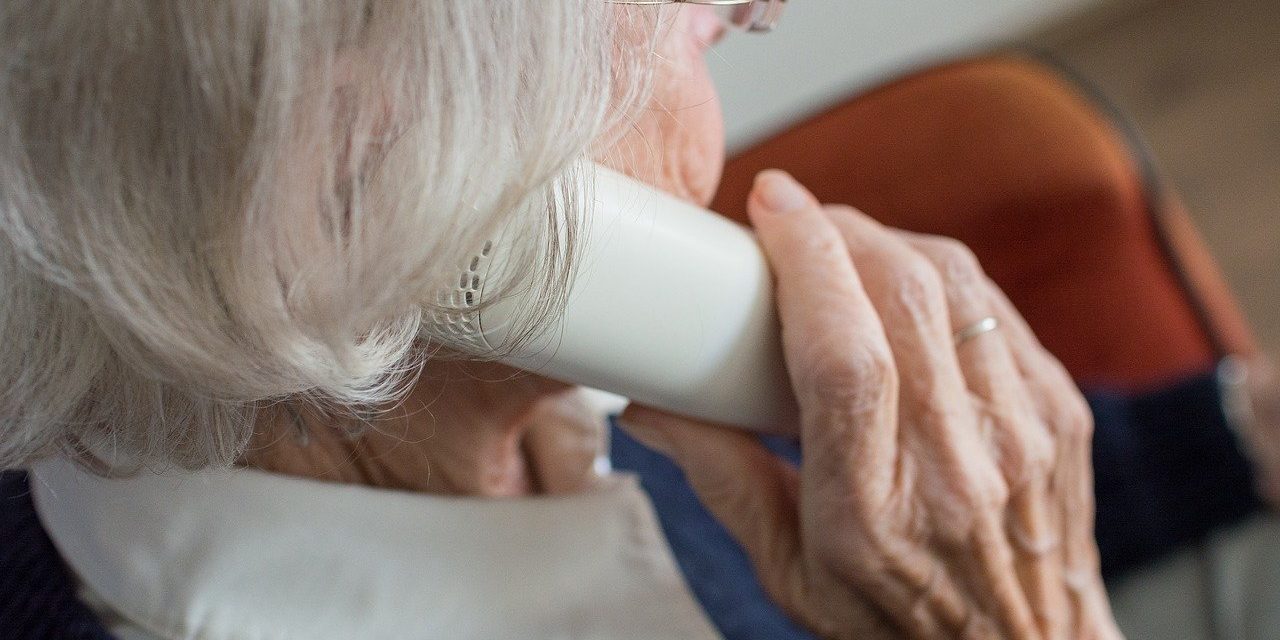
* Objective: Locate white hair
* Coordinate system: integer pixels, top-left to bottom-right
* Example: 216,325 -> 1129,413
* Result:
0,2 -> 657,471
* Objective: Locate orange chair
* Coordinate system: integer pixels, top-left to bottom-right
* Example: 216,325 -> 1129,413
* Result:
712,53 -> 1258,392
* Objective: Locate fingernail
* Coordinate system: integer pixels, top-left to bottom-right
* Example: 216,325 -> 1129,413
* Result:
755,170 -> 809,214
617,417 -> 674,457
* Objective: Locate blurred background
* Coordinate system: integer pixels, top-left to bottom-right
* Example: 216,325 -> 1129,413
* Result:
709,1 -> 1278,638
709,0 -> 1279,355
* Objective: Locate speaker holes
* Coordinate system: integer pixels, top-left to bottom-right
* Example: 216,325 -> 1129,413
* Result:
426,238 -> 498,352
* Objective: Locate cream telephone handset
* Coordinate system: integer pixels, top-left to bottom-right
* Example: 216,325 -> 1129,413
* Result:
428,164 -> 795,431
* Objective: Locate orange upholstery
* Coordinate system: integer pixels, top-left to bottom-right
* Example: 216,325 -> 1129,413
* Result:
712,54 -> 1257,391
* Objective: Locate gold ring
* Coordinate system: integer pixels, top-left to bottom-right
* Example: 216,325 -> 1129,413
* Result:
953,316 -> 1000,346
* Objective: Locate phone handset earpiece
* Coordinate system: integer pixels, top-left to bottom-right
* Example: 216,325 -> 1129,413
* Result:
427,163 -> 795,433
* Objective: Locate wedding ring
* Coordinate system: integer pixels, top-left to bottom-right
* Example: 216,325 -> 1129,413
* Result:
953,316 -> 1000,347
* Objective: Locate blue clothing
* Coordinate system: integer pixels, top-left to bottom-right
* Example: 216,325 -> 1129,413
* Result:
0,470 -> 114,640
610,372 -> 1259,640
1088,373 -> 1259,578
0,371 -> 1260,639
611,429 -> 814,640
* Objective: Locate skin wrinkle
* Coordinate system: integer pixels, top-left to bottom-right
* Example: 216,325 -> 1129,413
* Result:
901,233 -> 1056,491
248,4 -> 1137,637
816,202 -> 985,633
619,169 -> 1127,638
986,283 -> 1117,636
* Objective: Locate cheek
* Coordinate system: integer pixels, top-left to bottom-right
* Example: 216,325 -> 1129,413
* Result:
600,11 -> 726,207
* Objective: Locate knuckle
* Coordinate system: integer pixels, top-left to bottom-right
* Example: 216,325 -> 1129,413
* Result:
1027,351 -> 1096,444
1019,430 -> 1058,484
1000,408 -> 1058,484
890,254 -> 949,313
823,203 -> 860,218
957,456 -> 1011,512
1028,418 -> 1059,468
951,461 -> 1010,519
800,339 -> 896,409
983,472 -> 1011,510
919,237 -> 989,304
795,226 -> 847,260
1056,391 -> 1095,442
927,236 -> 985,280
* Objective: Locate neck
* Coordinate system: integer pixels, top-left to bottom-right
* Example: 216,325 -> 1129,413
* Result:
241,361 -> 603,496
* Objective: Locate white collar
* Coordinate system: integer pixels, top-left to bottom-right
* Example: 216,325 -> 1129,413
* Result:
31,458 -> 721,640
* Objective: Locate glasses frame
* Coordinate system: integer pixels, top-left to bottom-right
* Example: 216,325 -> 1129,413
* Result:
609,0 -> 786,33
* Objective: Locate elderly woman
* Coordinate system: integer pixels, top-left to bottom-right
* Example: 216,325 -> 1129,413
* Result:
0,2 -> 1130,638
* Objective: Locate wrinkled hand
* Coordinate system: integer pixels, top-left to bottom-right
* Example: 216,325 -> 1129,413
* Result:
621,171 -> 1123,639
245,360 -> 606,496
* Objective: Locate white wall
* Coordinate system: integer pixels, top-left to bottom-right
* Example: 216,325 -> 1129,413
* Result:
710,0 -> 1101,151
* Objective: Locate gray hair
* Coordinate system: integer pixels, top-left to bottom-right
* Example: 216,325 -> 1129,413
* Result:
0,2 -> 656,470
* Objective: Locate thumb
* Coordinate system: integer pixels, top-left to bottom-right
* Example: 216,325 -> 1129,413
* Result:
523,388 -> 607,495
618,405 -> 806,606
